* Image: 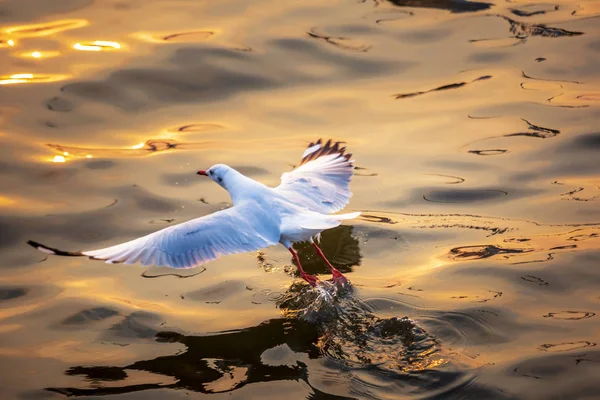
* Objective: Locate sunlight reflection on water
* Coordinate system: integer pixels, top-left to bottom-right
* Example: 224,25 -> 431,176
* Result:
0,0 -> 599,398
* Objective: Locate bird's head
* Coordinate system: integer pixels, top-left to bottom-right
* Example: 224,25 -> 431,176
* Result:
197,164 -> 234,189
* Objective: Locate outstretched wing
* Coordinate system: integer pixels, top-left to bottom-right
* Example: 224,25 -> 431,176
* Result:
275,139 -> 355,214
28,203 -> 278,269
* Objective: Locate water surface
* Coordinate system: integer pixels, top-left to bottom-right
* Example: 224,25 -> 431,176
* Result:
0,0 -> 599,399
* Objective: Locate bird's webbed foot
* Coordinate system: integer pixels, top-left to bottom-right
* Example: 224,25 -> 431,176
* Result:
301,272 -> 319,287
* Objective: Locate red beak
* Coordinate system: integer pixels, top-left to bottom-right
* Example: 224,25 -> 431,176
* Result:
197,170 -> 208,176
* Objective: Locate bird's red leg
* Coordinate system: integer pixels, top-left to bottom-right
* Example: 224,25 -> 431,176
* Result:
288,247 -> 318,287
311,242 -> 349,286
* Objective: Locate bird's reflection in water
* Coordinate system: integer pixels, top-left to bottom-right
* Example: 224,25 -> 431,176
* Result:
50,318 -> 321,397
46,225 -> 464,398
292,225 -> 362,276
48,305 -> 444,398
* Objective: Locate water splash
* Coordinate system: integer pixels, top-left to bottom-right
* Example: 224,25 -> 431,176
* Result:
278,281 -> 442,373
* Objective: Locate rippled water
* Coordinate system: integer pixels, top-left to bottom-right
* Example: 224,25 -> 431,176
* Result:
0,0 -> 599,399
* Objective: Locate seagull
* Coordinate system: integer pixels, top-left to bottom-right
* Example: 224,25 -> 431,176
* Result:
28,139 -> 360,287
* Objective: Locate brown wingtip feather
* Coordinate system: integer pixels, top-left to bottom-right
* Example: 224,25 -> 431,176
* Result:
299,138 -> 351,166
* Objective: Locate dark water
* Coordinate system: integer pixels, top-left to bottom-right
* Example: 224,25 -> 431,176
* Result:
1,0 -> 599,399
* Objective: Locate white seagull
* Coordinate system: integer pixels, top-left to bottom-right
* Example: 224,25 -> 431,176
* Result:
28,139 -> 360,287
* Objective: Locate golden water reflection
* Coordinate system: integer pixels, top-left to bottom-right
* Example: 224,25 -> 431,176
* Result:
73,41 -> 121,52
0,0 -> 599,399
0,73 -> 68,85
0,39 -> 15,48
16,50 -> 61,59
133,30 -> 216,43
4,19 -> 88,38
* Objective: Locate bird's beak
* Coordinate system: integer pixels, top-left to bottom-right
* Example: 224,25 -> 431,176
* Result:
197,170 -> 208,176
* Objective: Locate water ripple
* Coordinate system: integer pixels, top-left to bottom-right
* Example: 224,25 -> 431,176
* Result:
307,30 -> 372,52
539,341 -> 597,352
394,75 -> 492,99
543,311 -> 595,320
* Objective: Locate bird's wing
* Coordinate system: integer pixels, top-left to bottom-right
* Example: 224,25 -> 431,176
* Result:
30,203 -> 278,269
275,139 -> 355,214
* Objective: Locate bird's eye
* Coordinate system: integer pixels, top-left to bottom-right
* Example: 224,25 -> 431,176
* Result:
209,170 -> 213,176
